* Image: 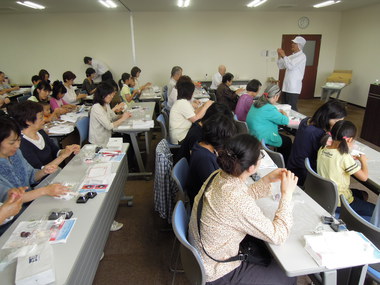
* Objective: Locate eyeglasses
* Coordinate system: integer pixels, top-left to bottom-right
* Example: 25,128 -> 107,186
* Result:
259,150 -> 265,160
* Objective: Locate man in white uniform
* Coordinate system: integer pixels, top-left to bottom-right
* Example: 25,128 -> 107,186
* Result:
83,56 -> 113,83
210,65 -> 226,90
277,36 -> 307,111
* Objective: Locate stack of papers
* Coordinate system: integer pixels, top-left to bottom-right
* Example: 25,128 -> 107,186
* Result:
106,137 -> 123,150
60,112 -> 87,123
132,120 -> 154,129
48,125 -> 74,134
304,231 -> 380,269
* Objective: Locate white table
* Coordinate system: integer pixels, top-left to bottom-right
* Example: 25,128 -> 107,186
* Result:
321,84 -> 346,102
139,87 -> 163,114
250,152 -> 371,284
0,143 -> 129,285
193,86 -> 210,99
114,102 -> 155,176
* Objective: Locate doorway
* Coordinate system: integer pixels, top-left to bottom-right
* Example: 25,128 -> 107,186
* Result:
278,34 -> 321,99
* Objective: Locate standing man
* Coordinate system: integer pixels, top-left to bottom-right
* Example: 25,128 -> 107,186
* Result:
83,56 -> 113,84
210,65 -> 226,90
277,36 -> 306,111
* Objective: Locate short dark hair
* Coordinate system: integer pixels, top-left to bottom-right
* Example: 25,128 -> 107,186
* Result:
94,82 -> 114,106
131,66 -> 141,77
246,79 -> 262,92
8,101 -> 43,130
175,75 -> 192,89
63,71 -> 76,82
84,56 -> 92,64
31,75 -> 40,83
202,114 -> 237,150
171,66 -> 182,77
119,73 -> 131,89
217,134 -> 262,177
38,69 -> 50,81
309,100 -> 347,131
0,116 -> 21,144
202,102 -> 233,123
33,80 -> 52,99
52,80 -> 67,99
222,72 -> 234,84
177,81 -> 195,100
85,67 -> 96,77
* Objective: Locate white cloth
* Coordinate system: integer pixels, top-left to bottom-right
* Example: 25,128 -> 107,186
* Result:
277,51 -> 306,94
169,99 -> 195,144
91,59 -> 109,83
62,85 -> 79,105
167,78 -> 177,102
210,72 -> 222,89
167,87 -> 178,109
89,103 -> 118,147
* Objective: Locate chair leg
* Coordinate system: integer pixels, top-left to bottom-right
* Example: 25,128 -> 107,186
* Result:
171,242 -> 181,285
169,236 -> 184,272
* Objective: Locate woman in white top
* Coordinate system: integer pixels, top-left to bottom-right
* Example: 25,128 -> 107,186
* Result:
89,82 -> 131,147
169,78 -> 213,144
62,71 -> 87,105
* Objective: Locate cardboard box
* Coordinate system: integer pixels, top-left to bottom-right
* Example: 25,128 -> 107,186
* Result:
326,70 -> 352,85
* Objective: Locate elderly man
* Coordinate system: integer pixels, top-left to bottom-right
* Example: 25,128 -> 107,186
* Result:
210,65 -> 226,90
167,66 -> 183,108
277,36 -> 307,111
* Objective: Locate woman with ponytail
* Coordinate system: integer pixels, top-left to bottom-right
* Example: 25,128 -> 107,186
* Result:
317,120 -> 375,219
246,84 -> 292,163
188,134 -> 298,284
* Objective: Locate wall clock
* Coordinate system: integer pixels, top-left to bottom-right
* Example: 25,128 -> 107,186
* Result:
298,16 -> 310,29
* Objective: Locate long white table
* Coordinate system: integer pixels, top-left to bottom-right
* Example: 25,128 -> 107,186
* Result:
0,143 -> 129,285
250,152 -> 371,284
114,102 -> 155,177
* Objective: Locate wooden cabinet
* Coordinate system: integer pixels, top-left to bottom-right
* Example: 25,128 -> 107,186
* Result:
361,84 -> 380,146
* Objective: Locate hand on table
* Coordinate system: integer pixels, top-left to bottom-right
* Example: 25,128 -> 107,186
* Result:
279,109 -> 288,116
43,164 -> 59,175
61,144 -> 81,157
121,111 -> 132,120
262,168 -> 286,184
44,184 -> 69,197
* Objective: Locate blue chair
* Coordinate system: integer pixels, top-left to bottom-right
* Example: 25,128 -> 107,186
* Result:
171,157 -> 189,199
75,116 -> 89,146
17,94 -> 31,103
162,85 -> 168,110
233,116 -> 248,134
171,200 -> 206,285
261,139 -> 285,168
340,195 -> 380,283
304,157 -> 338,216
156,114 -> 180,149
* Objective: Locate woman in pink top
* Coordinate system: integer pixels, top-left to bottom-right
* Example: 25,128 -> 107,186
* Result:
50,81 -> 76,112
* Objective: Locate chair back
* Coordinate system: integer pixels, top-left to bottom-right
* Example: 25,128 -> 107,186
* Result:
340,195 -> 380,279
161,109 -> 170,132
17,94 -> 31,103
157,113 -> 169,141
162,85 -> 169,110
304,157 -> 338,215
172,201 -> 206,285
172,157 -> 189,196
208,89 -> 216,102
261,139 -> 285,168
233,118 -> 248,134
75,116 -> 90,146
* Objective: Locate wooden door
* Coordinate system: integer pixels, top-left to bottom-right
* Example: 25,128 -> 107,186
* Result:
278,34 -> 321,99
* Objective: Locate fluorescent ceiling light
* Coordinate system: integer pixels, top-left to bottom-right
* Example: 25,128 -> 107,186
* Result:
99,0 -> 117,8
177,0 -> 190,8
16,1 -> 45,9
313,0 -> 341,8
247,0 -> 267,8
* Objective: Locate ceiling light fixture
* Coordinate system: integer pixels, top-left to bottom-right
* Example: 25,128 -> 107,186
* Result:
177,0 -> 190,8
16,1 -> 45,9
99,0 -> 117,8
313,0 -> 341,8
246,0 -> 267,8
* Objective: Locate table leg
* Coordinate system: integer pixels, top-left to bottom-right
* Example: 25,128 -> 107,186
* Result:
145,131 -> 150,156
322,270 -> 337,285
129,132 -> 145,172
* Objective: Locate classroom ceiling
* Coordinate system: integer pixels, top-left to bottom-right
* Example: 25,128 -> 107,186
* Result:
0,0 -> 379,14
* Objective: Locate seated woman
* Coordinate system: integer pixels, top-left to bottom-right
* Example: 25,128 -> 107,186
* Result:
62,71 -> 87,104
0,116 -> 69,234
50,80 -> 76,112
130,66 -> 151,94
188,134 -> 297,285
187,114 -> 237,205
246,84 -> 292,163
82,68 -> 97,95
89,82 -> 131,147
38,69 -> 51,84
215,72 -> 244,112
234,79 -> 262,121
169,80 -> 213,144
9,101 -> 80,169
287,100 -> 346,186
28,80 -> 51,103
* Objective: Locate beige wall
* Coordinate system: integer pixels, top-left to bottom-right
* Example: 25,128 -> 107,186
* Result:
334,3 -> 380,107
0,9 -> 353,101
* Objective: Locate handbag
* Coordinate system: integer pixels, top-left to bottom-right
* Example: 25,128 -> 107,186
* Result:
197,172 -> 272,267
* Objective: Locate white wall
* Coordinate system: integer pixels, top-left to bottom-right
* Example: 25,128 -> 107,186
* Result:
334,3 -> 380,107
0,10 -> 342,99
